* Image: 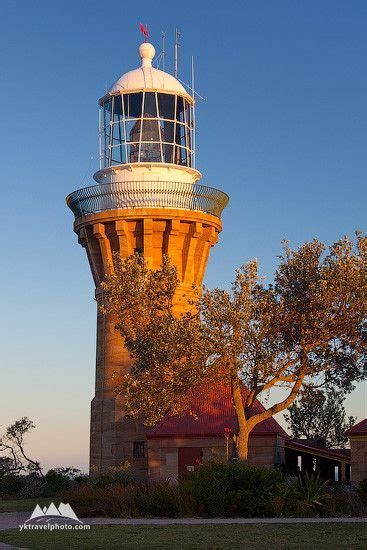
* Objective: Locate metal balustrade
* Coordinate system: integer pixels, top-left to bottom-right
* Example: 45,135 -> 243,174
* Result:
66,181 -> 229,220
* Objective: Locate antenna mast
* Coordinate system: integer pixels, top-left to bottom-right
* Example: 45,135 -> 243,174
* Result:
174,28 -> 181,79
191,56 -> 196,168
161,32 -> 165,71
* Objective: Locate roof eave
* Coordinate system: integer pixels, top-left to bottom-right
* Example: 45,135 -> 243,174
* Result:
98,88 -> 193,106
147,432 -> 288,440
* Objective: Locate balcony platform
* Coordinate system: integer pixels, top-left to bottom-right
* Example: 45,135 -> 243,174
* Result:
66,181 -> 229,220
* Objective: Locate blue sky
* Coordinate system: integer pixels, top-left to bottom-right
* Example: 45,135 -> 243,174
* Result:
0,1 -> 366,471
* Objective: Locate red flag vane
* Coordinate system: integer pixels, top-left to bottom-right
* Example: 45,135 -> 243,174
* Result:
139,23 -> 149,42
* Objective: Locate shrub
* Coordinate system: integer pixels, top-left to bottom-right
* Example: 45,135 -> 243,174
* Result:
357,479 -> 367,503
135,481 -> 181,517
293,473 -> 330,516
59,481 -> 182,518
59,483 -> 145,518
91,463 -> 133,488
182,461 -> 283,517
0,467 -> 88,499
44,467 -> 87,495
58,484 -> 113,517
106,484 -> 140,517
176,483 -> 196,517
17,477 -> 46,499
326,484 -> 367,517
3,462 -> 365,519
270,473 -> 331,517
54,465 -> 367,519
91,470 -> 132,489
44,470 -> 71,495
0,474 -> 26,496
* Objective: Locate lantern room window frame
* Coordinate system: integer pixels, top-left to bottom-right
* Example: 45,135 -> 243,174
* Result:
99,90 -> 194,169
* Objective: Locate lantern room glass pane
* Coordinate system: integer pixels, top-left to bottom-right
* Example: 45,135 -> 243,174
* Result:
111,145 -> 124,165
143,92 -> 157,117
123,93 -> 143,119
125,119 -> 139,142
185,101 -> 192,128
113,95 -> 123,121
142,117 -> 160,142
174,145 -> 188,166
158,93 -> 175,120
163,143 -> 174,163
140,143 -> 162,162
176,96 -> 185,124
127,119 -> 141,144
159,120 -> 174,144
175,123 -> 186,146
111,130 -> 123,147
103,98 -> 112,127
128,142 -> 139,163
103,99 -> 112,166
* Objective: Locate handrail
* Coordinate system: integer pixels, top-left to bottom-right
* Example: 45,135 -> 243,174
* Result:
66,181 -> 229,220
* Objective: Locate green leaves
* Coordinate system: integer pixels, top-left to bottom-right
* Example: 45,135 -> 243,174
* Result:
284,385 -> 357,448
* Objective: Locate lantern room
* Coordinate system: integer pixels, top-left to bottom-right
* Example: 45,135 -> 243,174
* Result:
98,43 -> 194,170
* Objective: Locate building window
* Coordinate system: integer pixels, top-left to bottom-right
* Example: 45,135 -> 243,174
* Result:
133,441 -> 145,459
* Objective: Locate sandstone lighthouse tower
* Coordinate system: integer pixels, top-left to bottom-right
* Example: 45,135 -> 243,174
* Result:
67,40 -> 228,477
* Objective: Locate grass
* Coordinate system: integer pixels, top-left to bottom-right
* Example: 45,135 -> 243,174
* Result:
0,498 -> 52,513
0,523 -> 366,549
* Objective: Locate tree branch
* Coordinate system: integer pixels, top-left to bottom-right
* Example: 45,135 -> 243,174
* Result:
14,437 -> 44,478
259,358 -> 298,392
247,372 -> 306,429
0,441 -> 24,475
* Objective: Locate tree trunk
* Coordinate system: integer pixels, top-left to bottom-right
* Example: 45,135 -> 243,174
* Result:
236,425 -> 251,461
230,374 -> 251,461
230,370 -> 306,462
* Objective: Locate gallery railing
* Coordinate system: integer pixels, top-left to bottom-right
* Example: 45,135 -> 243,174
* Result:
66,181 -> 229,220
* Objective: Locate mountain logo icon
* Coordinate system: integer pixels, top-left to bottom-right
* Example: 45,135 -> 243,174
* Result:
26,502 -> 82,523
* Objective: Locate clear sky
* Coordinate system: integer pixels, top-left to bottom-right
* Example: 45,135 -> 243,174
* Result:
1,1 -> 366,472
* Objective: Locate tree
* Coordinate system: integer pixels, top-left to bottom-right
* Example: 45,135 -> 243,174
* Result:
101,235 -> 366,460
100,255 -> 207,424
0,457 -> 18,476
44,467 -> 84,493
0,417 -> 43,477
284,385 -> 356,448
200,235 -> 366,459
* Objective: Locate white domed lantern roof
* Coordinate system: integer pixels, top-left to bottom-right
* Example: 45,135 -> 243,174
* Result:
107,43 -> 189,99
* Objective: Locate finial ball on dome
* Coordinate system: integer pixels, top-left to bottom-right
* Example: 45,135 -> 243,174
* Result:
139,43 -> 155,67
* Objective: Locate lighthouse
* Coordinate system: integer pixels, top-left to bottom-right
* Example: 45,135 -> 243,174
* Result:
66,41 -> 228,477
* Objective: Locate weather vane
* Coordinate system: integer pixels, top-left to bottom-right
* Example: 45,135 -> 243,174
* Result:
139,23 -> 149,42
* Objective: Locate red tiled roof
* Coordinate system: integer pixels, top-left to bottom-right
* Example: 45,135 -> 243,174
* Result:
346,418 -> 367,436
147,384 -> 289,439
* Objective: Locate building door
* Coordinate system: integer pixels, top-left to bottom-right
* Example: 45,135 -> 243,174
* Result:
178,447 -> 202,477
